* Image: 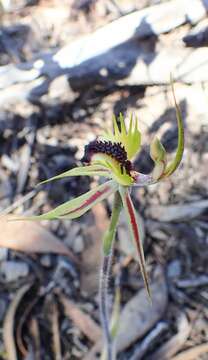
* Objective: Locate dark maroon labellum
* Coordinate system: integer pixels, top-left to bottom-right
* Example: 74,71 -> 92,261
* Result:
82,140 -> 132,175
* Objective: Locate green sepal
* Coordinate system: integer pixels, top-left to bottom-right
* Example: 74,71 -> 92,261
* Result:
163,78 -> 184,177
119,186 -> 151,299
15,180 -> 118,221
37,165 -> 111,186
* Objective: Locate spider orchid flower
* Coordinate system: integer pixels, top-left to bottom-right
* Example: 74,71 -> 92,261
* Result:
20,88 -> 184,297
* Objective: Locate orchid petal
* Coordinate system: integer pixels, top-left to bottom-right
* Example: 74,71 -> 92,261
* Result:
38,165 -> 111,186
101,114 -> 141,159
113,115 -> 120,137
119,186 -> 151,299
119,112 -> 127,135
163,79 -> 184,177
118,113 -> 141,159
18,180 -> 118,221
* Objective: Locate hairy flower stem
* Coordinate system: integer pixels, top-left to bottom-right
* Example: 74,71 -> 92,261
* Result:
99,191 -> 122,360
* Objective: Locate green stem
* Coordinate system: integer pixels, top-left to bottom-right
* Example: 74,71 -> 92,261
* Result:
99,191 -> 122,360
103,191 -> 122,256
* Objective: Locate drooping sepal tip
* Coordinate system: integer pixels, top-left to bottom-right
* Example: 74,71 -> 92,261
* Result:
119,186 -> 151,300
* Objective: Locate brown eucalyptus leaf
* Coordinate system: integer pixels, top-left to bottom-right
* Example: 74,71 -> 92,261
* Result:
147,200 -> 208,222
59,293 -> 102,343
3,284 -> 31,360
50,299 -> 62,360
172,343 -> 208,360
80,202 -> 109,294
148,312 -> 191,360
83,266 -> 168,360
116,266 -> 167,352
0,217 -> 77,263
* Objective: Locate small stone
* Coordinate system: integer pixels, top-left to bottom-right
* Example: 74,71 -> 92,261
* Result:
64,223 -> 81,248
72,235 -> 84,254
167,260 -> 181,279
1,261 -> 29,282
0,247 -> 8,262
40,255 -> 52,267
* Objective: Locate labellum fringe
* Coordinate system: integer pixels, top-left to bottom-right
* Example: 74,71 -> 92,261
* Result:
82,140 -> 133,175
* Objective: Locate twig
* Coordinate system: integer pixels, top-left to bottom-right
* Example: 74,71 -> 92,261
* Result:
130,321 -> 168,360
147,312 -> 191,360
0,189 -> 37,215
175,275 -> 208,288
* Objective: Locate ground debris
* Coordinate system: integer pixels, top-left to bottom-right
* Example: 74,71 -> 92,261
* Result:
58,292 -> 102,343
0,0 -> 207,358
172,343 -> 208,360
147,200 -> 208,222
0,217 -> 77,262
147,311 -> 191,360
1,260 -> 29,282
3,284 -> 31,360
83,266 -> 167,359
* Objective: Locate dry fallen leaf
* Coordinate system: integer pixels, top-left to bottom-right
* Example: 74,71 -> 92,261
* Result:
116,266 -> 168,352
171,343 -> 208,360
59,292 -> 102,343
83,266 -> 168,360
16,293 -> 39,358
3,283 -> 31,360
29,317 -> 41,360
147,200 -> 208,222
50,298 -> 62,360
0,217 -> 77,263
148,312 -> 191,360
80,201 -> 109,294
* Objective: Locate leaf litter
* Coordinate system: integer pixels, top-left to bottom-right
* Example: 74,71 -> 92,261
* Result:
0,0 -> 208,359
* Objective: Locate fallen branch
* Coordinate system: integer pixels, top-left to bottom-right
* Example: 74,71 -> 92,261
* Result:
1,0 -> 208,107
